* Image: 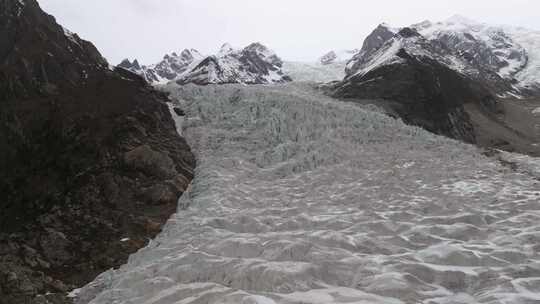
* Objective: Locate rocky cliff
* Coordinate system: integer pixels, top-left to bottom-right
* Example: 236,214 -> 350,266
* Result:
0,1 -> 195,303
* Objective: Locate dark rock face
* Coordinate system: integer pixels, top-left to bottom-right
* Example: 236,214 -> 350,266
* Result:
0,1 -> 195,303
118,58 -> 141,71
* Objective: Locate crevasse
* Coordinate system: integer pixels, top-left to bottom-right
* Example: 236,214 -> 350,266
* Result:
76,83 -> 540,304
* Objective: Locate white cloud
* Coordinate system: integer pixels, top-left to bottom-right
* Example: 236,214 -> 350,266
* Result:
38,0 -> 540,64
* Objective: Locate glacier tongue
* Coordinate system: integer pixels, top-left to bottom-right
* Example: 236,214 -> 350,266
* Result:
77,83 -> 540,304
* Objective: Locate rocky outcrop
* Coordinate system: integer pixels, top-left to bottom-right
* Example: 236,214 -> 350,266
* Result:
319,50 -> 358,65
0,1 -> 195,303
345,23 -> 397,75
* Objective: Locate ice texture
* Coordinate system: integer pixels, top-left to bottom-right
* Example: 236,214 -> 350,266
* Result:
76,83 -> 540,304
282,61 -> 348,82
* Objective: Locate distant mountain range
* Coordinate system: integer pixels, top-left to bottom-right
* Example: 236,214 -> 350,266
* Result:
119,43 -> 291,85
115,16 -> 540,156
341,16 -> 540,97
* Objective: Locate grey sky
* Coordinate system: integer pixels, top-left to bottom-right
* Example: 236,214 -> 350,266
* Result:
39,0 -> 540,65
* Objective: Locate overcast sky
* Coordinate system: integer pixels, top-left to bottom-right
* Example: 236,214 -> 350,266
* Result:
39,0 -> 540,65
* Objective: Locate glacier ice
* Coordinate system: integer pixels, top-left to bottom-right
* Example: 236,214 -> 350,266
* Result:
76,83 -> 540,304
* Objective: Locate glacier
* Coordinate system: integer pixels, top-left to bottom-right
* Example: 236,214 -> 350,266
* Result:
74,83 -> 540,304
282,61 -> 348,82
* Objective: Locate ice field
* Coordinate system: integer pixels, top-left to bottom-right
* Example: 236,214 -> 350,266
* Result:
75,83 -> 540,304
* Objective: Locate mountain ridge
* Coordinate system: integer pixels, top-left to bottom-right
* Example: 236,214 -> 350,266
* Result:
120,42 -> 291,85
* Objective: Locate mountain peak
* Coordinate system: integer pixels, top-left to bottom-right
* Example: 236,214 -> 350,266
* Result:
177,42 -> 290,85
218,43 -> 235,56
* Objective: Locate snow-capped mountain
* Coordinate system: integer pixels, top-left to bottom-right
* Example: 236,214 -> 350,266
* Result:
344,16 -> 540,96
177,42 -> 291,85
120,43 -> 291,85
331,16 -> 540,152
118,49 -> 204,84
319,49 -> 358,65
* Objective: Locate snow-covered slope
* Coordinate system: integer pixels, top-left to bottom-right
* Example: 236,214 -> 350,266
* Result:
75,83 -> 540,304
177,43 -> 291,85
413,16 -> 528,80
120,43 -> 291,85
119,49 -> 204,84
346,16 -> 540,96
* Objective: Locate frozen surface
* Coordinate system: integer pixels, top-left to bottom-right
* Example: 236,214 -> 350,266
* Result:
283,61 -> 347,82
76,83 -> 540,304
504,27 -> 540,89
